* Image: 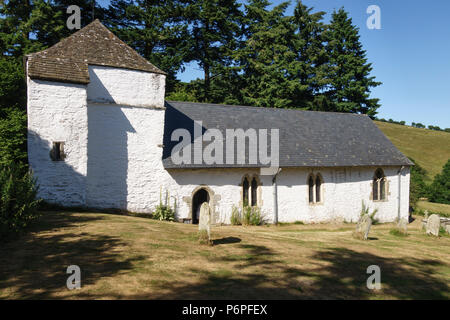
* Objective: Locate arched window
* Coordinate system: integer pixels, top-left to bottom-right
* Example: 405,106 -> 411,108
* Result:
308,175 -> 315,203
373,169 -> 386,201
315,175 -> 322,203
251,177 -> 258,206
243,177 -> 249,206
308,173 -> 324,204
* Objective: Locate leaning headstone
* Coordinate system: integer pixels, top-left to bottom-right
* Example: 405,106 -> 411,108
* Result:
198,202 -> 212,245
353,215 -> 372,240
426,214 -> 440,237
397,218 -> 408,235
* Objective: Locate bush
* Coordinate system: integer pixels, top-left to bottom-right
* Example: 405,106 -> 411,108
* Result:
0,164 -> 41,238
242,206 -> 265,226
153,188 -> 176,221
230,205 -> 241,225
165,83 -> 198,102
0,108 -> 27,168
428,159 -> 450,205
409,158 -> 429,206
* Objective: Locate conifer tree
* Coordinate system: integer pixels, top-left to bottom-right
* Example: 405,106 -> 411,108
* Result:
183,0 -> 242,102
325,8 -> 381,116
291,0 -> 329,110
105,0 -> 189,91
232,0 -> 297,108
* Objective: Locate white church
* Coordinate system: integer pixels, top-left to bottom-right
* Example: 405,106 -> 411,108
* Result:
26,20 -> 413,224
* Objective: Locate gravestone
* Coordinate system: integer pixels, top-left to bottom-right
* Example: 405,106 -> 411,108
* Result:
198,202 -> 211,244
446,224 -> 450,235
426,214 -> 440,237
397,218 -> 408,235
354,215 -> 372,240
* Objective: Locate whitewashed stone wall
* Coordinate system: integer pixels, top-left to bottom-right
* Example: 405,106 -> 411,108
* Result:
260,166 -> 410,224
84,101 -> 411,223
87,65 -> 165,108
165,166 -> 409,224
27,77 -> 88,206
27,63 -> 410,223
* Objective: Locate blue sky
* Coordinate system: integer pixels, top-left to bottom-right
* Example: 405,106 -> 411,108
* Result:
97,0 -> 450,128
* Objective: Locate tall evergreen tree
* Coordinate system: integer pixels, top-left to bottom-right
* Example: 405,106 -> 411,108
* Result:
291,0 -> 329,110
232,0 -> 297,108
183,0 -> 242,102
325,8 -> 381,116
0,0 -> 105,112
0,57 -> 26,109
105,0 -> 189,92
1,0 -> 104,57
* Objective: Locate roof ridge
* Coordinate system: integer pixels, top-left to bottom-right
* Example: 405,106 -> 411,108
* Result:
166,100 -> 370,117
29,19 -> 103,58
27,19 -> 167,84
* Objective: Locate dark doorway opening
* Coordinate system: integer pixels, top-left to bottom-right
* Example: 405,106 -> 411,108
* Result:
192,189 -> 210,224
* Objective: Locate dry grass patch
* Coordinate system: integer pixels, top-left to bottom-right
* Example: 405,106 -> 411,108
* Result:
0,211 -> 448,299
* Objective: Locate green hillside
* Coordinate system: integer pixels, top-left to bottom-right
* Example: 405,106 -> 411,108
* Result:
375,121 -> 450,182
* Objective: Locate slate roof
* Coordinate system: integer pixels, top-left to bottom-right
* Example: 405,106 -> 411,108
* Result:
26,19 -> 166,84
162,101 -> 414,169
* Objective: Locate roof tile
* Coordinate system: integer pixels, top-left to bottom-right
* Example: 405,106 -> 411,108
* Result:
27,19 -> 166,84
162,101 -> 414,168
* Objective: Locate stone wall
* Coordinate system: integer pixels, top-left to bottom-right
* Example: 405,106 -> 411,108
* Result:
27,76 -> 88,206
27,63 -> 410,223
87,65 -> 165,108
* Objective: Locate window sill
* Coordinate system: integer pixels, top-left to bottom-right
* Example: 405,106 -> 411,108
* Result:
309,202 -> 324,206
372,199 -> 388,203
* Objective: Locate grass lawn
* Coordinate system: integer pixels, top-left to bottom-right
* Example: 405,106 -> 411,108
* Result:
417,201 -> 450,216
0,211 -> 449,300
375,121 -> 450,182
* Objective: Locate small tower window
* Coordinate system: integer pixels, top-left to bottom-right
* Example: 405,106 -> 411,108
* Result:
50,142 -> 65,161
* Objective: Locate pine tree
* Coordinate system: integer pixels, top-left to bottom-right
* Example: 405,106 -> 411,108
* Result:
0,0 -> 104,57
325,8 -> 381,116
291,0 -> 329,110
0,0 -> 103,115
0,57 -> 26,110
105,0 -> 189,92
232,0 -> 297,108
183,0 -> 242,102
32,0 -> 106,48
0,0 -> 37,57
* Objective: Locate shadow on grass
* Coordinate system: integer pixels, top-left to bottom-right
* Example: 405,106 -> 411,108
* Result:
0,211 -> 145,299
212,237 -> 241,246
2,213 -> 448,300
139,246 -> 449,300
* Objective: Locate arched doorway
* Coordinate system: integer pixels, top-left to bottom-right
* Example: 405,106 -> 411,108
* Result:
192,188 -> 210,224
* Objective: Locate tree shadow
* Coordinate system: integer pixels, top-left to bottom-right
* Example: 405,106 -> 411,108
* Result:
212,237 -> 241,245
133,245 -> 449,300
0,212 -> 145,299
306,248 -> 449,299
